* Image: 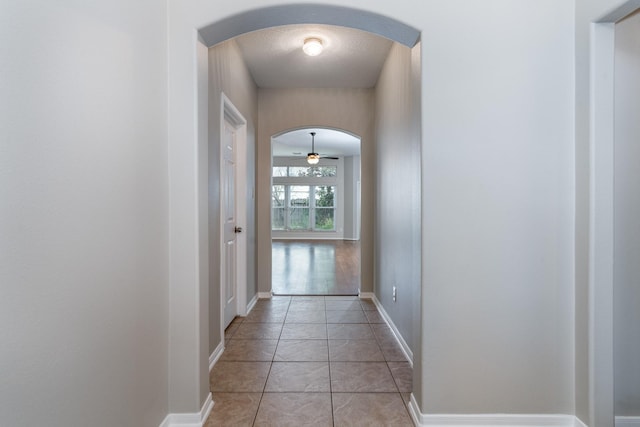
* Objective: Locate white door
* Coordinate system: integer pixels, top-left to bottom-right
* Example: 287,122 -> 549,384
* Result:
222,120 -> 238,328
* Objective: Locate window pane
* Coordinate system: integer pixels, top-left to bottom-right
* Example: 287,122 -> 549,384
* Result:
312,166 -> 337,177
289,166 -> 312,177
314,186 -> 334,207
314,186 -> 335,230
289,208 -> 309,229
315,208 -> 334,230
272,167 -> 288,177
272,208 -> 285,229
272,185 -> 286,230
288,186 -> 309,229
272,185 -> 285,207
289,186 -> 309,207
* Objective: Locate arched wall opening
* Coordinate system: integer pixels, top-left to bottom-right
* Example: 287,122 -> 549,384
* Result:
198,4 -> 420,48
169,1 -> 581,424
167,2 -> 424,419
257,87 -> 377,301
271,126 -> 362,295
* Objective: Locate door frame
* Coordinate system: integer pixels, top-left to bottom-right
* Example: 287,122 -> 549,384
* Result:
220,93 -> 248,338
590,2 -> 640,425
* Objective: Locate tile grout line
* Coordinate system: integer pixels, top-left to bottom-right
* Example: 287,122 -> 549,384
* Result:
326,309 -> 336,427
250,302 -> 286,426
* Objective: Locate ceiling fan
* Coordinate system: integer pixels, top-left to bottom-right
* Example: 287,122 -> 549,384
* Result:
306,132 -> 339,165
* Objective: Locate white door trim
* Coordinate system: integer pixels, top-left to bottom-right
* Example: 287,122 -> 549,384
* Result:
590,2 -> 640,425
220,93 -> 247,337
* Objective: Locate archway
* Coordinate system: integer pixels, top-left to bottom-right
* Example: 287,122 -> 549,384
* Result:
271,127 -> 362,295
167,2 -> 422,421
198,4 -> 419,48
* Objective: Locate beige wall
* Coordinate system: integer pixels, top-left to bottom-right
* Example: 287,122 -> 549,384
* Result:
256,88 -> 375,294
208,39 -> 259,354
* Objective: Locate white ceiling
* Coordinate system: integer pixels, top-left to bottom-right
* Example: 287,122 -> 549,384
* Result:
272,128 -> 360,158
235,24 -> 393,88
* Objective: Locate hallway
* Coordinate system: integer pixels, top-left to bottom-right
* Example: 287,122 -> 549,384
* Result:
206,296 -> 412,426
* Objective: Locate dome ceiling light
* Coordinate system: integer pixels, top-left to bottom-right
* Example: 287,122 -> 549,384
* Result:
303,37 -> 323,56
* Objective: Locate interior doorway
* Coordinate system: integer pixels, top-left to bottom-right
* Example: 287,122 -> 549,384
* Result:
270,127 -> 362,295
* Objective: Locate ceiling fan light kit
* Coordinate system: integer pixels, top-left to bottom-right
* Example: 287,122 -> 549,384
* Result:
306,131 -> 340,164
306,153 -> 320,165
307,132 -> 320,165
302,37 -> 323,56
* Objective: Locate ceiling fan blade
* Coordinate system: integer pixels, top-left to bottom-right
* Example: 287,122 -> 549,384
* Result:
320,156 -> 339,160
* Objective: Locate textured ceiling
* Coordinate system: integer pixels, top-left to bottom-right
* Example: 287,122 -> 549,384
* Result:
272,128 -> 360,157
235,24 -> 393,88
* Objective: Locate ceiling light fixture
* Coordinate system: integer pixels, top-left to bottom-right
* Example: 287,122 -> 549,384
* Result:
307,132 -> 320,165
303,38 -> 323,56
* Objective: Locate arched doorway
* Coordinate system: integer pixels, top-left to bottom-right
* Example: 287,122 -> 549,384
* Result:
167,3 -> 422,420
271,127 -> 362,295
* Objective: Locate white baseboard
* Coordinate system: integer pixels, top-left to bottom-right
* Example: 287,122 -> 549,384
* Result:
246,293 -> 259,313
369,294 -> 413,366
257,291 -> 272,299
617,416 -> 640,427
358,291 -> 375,299
407,395 -> 583,427
574,417 -> 588,427
408,393 -> 589,427
209,341 -> 224,372
159,393 -> 213,427
408,393 -> 422,426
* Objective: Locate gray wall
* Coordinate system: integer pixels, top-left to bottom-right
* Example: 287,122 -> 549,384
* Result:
0,1 -> 170,426
575,0 -> 631,424
343,155 -> 361,240
208,40 -> 258,354
614,10 -> 640,418
256,88 -> 375,293
4,0 -> 615,423
419,1 -> 574,414
373,42 -> 421,355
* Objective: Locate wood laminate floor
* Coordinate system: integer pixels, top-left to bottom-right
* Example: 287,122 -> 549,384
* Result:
272,240 -> 360,295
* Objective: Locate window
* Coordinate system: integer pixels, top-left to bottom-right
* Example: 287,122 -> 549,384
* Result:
272,166 -> 337,177
272,185 -> 285,230
271,185 -> 336,231
314,186 -> 335,230
271,158 -> 339,233
289,185 -> 310,230
273,167 -> 288,177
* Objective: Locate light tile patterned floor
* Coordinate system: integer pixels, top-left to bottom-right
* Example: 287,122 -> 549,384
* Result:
206,296 -> 414,426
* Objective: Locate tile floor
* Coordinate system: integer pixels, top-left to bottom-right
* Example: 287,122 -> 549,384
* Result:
206,295 -> 414,426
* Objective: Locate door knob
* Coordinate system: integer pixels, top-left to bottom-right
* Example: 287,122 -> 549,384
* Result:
234,226 -> 243,233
